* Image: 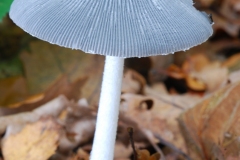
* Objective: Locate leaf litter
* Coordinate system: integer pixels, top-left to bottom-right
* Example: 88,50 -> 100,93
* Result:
2,1 -> 240,159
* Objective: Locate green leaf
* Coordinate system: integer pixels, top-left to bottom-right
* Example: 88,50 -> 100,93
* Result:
0,0 -> 14,21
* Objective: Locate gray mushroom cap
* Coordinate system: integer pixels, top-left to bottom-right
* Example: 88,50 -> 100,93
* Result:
10,0 -> 213,58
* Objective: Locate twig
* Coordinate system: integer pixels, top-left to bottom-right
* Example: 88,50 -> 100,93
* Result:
142,129 -> 166,160
153,133 -> 192,160
127,127 -> 138,160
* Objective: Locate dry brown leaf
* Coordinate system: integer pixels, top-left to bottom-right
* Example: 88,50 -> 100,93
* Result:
120,93 -> 187,152
8,94 -> 44,108
149,83 -> 168,95
0,95 -> 68,134
179,81 -> 240,160
114,141 -> 132,159
196,64 -> 228,91
220,0 -> 240,21
182,54 -> 210,73
166,64 -> 185,80
2,118 -> 61,160
137,150 -> 151,160
0,76 -> 28,107
19,41 -> 104,106
19,41 -> 81,94
149,153 -> 161,160
58,102 -> 96,153
186,62 -> 229,92
167,55 -> 228,93
117,113 -> 147,147
196,0 -> 240,37
0,76 -> 86,116
227,70 -> 240,83
59,118 -> 96,152
212,13 -> 240,37
136,149 -> 160,160
145,86 -> 201,110
68,149 -> 89,160
122,69 -> 146,94
222,53 -> 240,72
181,54 -> 228,92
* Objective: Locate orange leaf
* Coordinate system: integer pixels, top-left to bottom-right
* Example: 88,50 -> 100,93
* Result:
137,149 -> 150,160
222,53 -> 240,72
186,75 -> 206,91
149,152 -> 161,160
137,149 -> 160,160
166,64 -> 186,79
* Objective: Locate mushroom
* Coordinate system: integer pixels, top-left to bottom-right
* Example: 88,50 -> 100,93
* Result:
9,0 -> 213,160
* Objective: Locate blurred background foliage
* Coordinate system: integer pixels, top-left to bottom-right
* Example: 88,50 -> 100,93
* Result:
1,0 -> 240,106
0,0 -> 13,21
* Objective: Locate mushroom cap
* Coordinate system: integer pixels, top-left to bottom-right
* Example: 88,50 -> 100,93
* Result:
10,0 -> 213,58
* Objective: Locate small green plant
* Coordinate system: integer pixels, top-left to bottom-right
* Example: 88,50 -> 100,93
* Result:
0,0 -> 14,21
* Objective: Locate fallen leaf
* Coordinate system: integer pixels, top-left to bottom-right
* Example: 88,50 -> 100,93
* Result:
196,0 -> 240,37
182,54 -> 210,72
145,86 -> 201,110
1,39 -> 103,108
120,93 -> 187,152
114,141 -> 132,159
58,101 -> 96,153
117,113 -> 147,147
59,117 -> 96,153
166,56 -> 229,93
2,118 -> 61,160
19,40 -> 104,106
222,53 -> 240,72
166,64 -> 185,80
149,83 -> 168,95
212,13 -> 240,37
0,76 -> 28,106
136,149 -> 160,160
179,81 -> 240,160
195,63 -> 228,91
227,70 -> 240,83
68,148 -> 89,160
122,69 -> 146,94
0,76 -> 86,116
186,75 -> 206,91
0,95 -> 68,134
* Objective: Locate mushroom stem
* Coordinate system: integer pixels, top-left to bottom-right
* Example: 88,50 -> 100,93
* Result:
91,56 -> 124,160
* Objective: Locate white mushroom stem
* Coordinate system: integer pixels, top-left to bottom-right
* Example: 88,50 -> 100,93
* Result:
90,56 -> 124,160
